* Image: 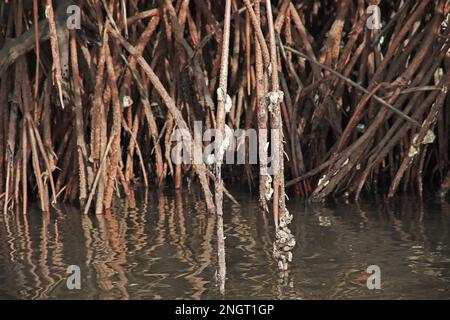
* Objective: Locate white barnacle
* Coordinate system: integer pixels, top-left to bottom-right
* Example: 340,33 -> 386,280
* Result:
413,130 -> 436,146
267,91 -> 284,105
287,251 -> 293,262
216,87 -> 225,102
284,209 -> 293,223
422,130 -> 436,145
270,93 -> 278,105
206,154 -> 215,165
268,92 -> 278,105
123,96 -> 133,108
356,123 -> 366,133
341,158 -> 349,167
277,91 -> 284,103
265,187 -> 273,201
441,14 -> 449,28
318,175 -> 327,186
265,174 -> 273,201
408,145 -> 419,158
45,5 -> 51,18
287,238 -> 296,247
225,94 -> 232,113
278,260 -> 284,270
267,63 -> 272,77
314,94 -> 320,104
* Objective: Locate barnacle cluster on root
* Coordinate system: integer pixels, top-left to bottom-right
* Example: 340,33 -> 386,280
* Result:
273,209 -> 295,271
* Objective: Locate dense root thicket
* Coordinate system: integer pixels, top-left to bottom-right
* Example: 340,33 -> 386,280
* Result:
0,0 -> 449,217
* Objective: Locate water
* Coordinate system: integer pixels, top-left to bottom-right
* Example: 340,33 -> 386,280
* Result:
1,188 -> 450,299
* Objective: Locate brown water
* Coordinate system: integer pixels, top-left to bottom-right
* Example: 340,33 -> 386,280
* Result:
1,188 -> 450,299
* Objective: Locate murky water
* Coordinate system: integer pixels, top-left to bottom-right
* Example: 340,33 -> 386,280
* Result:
1,188 -> 450,299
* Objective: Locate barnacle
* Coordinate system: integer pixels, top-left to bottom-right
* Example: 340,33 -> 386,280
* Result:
123,96 -> 133,108
216,87 -> 225,102
225,94 -> 232,113
408,145 -> 419,158
422,130 -> 435,145
264,175 -> 273,201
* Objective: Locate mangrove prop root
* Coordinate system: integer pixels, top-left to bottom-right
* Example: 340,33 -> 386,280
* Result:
0,2 -> 448,224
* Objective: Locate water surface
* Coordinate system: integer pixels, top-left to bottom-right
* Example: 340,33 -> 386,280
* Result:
1,188 -> 449,299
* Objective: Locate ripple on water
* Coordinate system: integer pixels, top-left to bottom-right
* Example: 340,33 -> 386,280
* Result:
0,191 -> 449,299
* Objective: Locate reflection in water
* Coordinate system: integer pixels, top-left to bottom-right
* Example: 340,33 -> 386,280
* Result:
0,189 -> 450,299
